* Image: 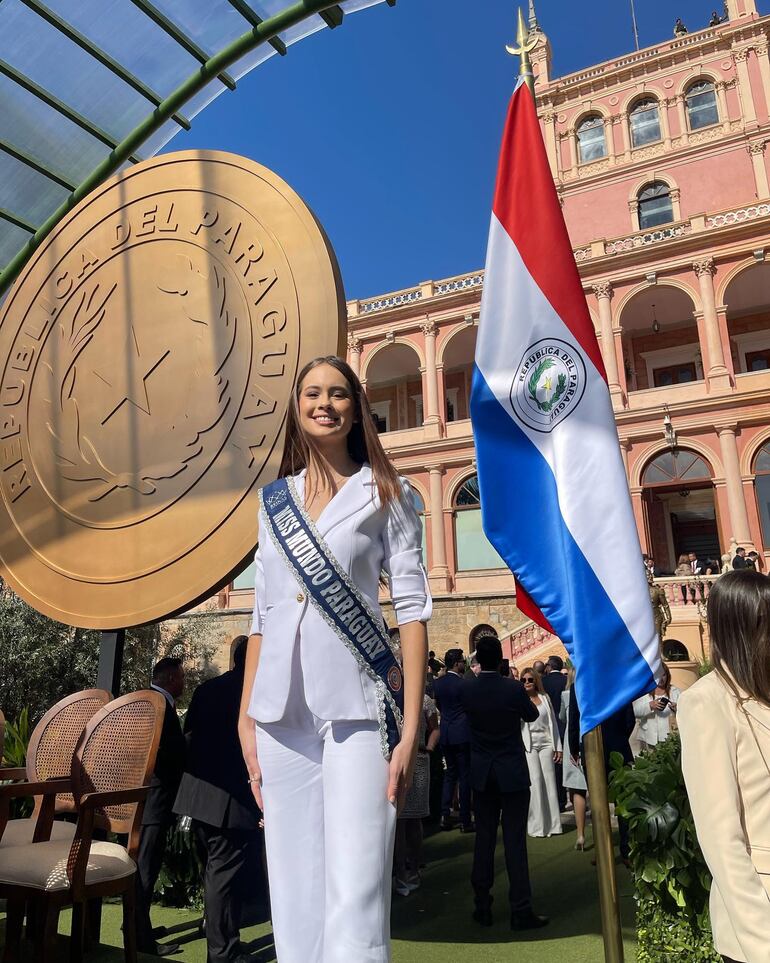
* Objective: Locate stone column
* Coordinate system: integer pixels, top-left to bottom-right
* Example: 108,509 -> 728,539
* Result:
715,81 -> 730,130
421,321 -> 440,427
605,116 -> 617,162
675,94 -> 689,144
755,42 -> 770,119
660,98 -> 673,148
428,465 -> 450,582
734,47 -> 758,125
542,111 -> 560,177
592,282 -> 623,402
693,258 -> 732,390
347,334 -> 362,377
748,141 -> 770,199
567,128 -> 578,173
718,425 -> 752,546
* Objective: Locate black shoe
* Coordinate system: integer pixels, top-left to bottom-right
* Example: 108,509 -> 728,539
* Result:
138,943 -> 181,958
439,816 -> 454,831
511,910 -> 549,931
460,822 -> 476,834
472,906 -> 493,926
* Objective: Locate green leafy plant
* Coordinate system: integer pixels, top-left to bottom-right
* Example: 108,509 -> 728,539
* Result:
155,823 -> 204,908
608,734 -> 719,962
2,707 -> 33,817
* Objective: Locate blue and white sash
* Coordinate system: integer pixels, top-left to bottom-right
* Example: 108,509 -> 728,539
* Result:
260,475 -> 403,759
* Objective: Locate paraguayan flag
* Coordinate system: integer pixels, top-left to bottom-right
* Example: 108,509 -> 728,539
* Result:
470,80 -> 661,733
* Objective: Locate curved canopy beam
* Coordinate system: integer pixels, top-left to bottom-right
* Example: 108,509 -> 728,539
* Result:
0,0 -> 393,297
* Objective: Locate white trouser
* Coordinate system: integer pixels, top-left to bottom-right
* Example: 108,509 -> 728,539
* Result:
257,698 -> 396,962
525,735 -> 563,838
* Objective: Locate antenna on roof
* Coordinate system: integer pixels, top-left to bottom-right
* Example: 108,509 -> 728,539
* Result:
629,0 -> 640,50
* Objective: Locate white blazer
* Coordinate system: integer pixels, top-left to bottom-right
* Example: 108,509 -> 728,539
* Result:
247,464 -> 432,725
679,671 -> 770,963
521,698 -> 562,753
632,686 -> 681,746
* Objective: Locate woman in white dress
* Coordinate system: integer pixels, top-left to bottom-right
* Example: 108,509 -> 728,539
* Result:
238,356 -> 431,963
560,670 -> 588,850
521,667 -> 563,837
633,663 -> 681,752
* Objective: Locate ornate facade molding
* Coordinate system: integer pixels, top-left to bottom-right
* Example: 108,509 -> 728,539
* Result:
693,257 -> 716,278
420,321 -> 438,337
592,281 -> 614,300
748,140 -> 767,156
347,334 -> 362,353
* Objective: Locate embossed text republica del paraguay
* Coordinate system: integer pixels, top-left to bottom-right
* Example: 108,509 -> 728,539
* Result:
0,151 -> 345,627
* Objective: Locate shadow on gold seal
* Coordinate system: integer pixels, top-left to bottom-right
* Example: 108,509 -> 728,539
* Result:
0,150 -> 345,628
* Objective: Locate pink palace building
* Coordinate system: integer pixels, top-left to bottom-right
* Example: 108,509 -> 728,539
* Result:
219,0 -> 770,673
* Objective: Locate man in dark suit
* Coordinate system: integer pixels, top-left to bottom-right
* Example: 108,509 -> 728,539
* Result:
542,656 -> 568,809
433,648 -> 473,832
733,547 -> 749,570
174,637 -> 262,963
461,636 -> 548,931
137,657 -> 186,956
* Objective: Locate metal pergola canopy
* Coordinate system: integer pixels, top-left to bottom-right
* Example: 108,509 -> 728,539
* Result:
0,0 -> 394,297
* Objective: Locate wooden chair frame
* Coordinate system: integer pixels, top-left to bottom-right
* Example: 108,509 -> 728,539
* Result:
0,690 -> 165,962
0,689 -> 111,842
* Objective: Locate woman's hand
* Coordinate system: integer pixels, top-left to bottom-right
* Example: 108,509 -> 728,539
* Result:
554,751 -> 563,764
239,717 -> 263,811
387,737 -> 417,812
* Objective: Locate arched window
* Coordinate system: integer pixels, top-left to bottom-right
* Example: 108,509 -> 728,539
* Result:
754,442 -> 770,550
662,639 -> 690,662
629,97 -> 661,148
686,80 -> 719,130
642,450 -> 712,486
453,474 -> 505,571
637,181 -> 674,230
577,114 -> 606,163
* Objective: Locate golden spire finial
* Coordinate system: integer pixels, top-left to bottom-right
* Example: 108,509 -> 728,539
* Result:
505,7 -> 538,97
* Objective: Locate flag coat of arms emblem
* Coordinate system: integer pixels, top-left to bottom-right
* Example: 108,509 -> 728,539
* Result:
470,80 -> 661,733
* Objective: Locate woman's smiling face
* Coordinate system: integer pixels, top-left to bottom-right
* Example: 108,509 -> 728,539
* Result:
297,363 -> 356,448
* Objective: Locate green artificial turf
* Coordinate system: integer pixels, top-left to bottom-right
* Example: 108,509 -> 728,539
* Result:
1,823 -> 638,961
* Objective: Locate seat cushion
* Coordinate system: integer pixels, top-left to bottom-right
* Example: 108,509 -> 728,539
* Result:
0,839 -> 135,892
0,818 -> 76,848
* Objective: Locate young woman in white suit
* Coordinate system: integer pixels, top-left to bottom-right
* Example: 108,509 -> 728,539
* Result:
679,570 -> 770,963
238,356 -> 431,963
521,667 -> 563,838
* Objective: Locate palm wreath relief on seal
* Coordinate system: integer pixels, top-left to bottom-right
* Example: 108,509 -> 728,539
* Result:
527,357 -> 566,414
42,254 -> 237,503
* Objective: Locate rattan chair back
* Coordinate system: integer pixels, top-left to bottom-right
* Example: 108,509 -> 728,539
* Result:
26,689 -> 110,814
71,690 -> 165,836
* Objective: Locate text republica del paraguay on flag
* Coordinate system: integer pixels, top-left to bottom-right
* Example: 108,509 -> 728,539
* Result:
470,79 -> 661,734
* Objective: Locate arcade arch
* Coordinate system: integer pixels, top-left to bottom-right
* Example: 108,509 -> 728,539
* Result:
440,325 -> 477,422
753,441 -> 770,551
722,262 -> 770,375
640,448 -> 719,572
363,341 -> 423,432
618,284 -> 700,393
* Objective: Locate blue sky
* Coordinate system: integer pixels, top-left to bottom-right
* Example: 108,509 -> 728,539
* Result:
167,0 -> 769,300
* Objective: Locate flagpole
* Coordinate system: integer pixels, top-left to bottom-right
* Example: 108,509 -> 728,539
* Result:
505,12 -> 626,962
506,7 -> 537,97
584,727 -> 625,963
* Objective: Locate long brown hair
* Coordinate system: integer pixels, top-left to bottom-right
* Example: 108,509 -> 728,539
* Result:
278,355 -> 402,508
708,570 -> 770,707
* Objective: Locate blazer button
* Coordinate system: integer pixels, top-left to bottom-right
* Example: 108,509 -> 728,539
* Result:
296,592 -> 305,602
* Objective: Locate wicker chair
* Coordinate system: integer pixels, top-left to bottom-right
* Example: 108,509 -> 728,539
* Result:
0,689 -> 166,962
0,689 -> 110,849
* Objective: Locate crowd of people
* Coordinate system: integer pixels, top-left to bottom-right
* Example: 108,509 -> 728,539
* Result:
133,352 -> 770,963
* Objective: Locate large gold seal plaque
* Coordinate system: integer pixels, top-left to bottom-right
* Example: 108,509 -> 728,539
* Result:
0,151 -> 345,628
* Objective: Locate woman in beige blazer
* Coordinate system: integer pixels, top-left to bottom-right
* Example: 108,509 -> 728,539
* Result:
678,570 -> 770,963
